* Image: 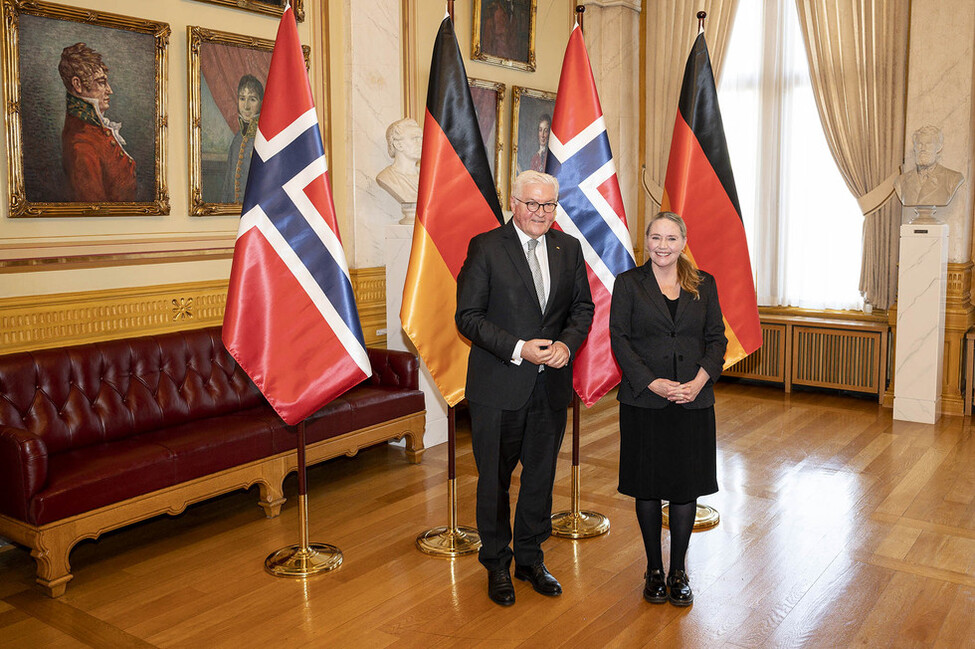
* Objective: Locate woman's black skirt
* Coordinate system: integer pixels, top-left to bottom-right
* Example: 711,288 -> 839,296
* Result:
618,401 -> 718,502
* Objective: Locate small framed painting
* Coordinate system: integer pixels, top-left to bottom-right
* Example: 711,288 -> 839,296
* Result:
468,77 -> 505,201
190,0 -> 304,22
187,26 -> 311,215
509,85 -> 556,192
472,0 -> 536,72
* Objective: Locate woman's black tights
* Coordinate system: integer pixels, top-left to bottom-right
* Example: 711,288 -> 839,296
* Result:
635,498 -> 697,574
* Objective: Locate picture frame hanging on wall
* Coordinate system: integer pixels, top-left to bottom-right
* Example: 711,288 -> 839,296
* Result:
472,0 -> 536,72
0,0 -> 170,217
509,85 -> 556,194
468,77 -> 505,202
189,0 -> 304,22
187,26 -> 312,216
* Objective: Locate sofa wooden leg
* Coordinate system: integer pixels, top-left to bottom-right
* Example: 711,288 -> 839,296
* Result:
403,428 -> 426,465
31,534 -> 73,598
257,463 -> 287,518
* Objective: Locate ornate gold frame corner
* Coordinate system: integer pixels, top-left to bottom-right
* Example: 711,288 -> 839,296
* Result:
471,0 -> 537,72
0,0 -> 170,217
509,85 -> 556,195
187,26 -> 311,216
468,77 -> 505,203
190,0 -> 305,22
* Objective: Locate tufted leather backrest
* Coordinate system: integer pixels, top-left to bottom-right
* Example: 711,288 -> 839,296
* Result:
0,327 -> 263,455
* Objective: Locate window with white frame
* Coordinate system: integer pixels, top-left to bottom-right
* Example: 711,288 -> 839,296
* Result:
718,0 -> 864,311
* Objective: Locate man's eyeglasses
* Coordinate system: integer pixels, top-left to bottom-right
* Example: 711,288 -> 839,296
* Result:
513,197 -> 558,214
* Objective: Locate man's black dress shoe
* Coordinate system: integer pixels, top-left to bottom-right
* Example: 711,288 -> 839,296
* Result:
487,567 -> 515,606
643,569 -> 668,604
514,562 -> 562,596
667,569 -> 693,606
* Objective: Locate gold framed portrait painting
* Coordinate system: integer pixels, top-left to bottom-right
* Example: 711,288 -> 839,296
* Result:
509,85 -> 556,194
0,0 -> 169,217
472,0 -> 536,72
187,27 -> 311,216
190,0 -> 304,22
468,78 -> 505,201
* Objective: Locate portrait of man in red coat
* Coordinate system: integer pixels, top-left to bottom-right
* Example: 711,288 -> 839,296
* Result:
58,42 -> 137,202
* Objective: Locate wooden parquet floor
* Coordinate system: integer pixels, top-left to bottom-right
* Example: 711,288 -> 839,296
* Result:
1,382 -> 974,648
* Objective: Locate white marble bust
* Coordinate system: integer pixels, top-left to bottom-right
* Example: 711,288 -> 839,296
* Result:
377,118 -> 422,207
893,125 -> 965,208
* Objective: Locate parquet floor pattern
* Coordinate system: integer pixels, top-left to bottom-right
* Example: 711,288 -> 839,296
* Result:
1,382 -> 973,648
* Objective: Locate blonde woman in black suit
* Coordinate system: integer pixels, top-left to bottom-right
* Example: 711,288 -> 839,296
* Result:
609,211 -> 727,607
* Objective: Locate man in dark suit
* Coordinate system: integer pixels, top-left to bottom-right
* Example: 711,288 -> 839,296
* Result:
456,170 -> 594,606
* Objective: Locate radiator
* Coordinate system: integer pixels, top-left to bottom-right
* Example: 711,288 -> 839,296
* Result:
724,323 -> 786,382
723,316 -> 888,401
792,326 -> 882,394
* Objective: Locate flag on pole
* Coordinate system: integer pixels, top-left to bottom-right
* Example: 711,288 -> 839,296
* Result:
546,24 -> 636,407
661,32 -> 761,367
400,14 -> 504,407
222,5 -> 370,426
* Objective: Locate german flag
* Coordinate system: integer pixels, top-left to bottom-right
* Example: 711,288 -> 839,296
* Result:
662,32 -> 761,367
401,15 -> 503,406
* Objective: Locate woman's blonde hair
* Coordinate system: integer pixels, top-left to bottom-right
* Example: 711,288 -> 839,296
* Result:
646,211 -> 702,299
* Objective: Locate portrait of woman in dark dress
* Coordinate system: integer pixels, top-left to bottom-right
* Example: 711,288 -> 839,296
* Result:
609,211 -> 727,607
221,74 -> 263,203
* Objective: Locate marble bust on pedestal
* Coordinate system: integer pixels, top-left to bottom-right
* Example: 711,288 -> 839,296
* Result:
893,126 -> 965,223
377,118 -> 422,225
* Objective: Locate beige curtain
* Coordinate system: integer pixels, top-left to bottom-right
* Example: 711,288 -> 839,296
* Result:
794,0 -> 909,310
643,0 -> 740,220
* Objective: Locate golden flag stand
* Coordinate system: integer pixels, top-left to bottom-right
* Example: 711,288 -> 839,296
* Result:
416,406 -> 481,556
551,395 -> 610,538
662,503 -> 721,532
265,421 -> 343,576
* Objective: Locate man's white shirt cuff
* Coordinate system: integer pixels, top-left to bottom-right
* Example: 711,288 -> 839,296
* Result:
511,339 -> 525,365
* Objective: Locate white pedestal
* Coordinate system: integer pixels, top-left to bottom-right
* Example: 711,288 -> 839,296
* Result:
893,222 -> 948,424
385,224 -> 448,447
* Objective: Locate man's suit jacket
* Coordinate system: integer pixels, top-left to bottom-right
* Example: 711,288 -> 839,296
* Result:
456,220 -> 594,411
609,262 -> 726,409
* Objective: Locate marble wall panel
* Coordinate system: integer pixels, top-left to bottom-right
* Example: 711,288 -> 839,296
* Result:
903,0 -> 975,261
346,1 -> 406,269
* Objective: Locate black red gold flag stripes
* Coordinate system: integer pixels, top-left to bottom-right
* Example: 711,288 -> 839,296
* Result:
401,15 -> 503,406
662,32 -> 761,367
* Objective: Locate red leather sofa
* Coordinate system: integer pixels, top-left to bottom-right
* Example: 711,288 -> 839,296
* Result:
0,326 -> 425,597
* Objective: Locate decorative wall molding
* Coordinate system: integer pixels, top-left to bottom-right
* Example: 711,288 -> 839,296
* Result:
0,235 -> 235,273
350,266 -> 387,347
0,281 -> 229,354
1,267 -> 390,355
941,261 -> 974,415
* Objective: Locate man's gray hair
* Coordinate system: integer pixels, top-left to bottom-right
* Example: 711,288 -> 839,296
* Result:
512,170 -> 559,199
913,125 -> 944,148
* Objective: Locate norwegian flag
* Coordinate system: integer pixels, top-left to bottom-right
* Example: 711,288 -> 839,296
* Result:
546,24 -> 636,407
222,5 -> 370,425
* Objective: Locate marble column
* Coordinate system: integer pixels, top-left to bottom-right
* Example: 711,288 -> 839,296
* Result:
385,225 -> 448,448
893,223 -> 948,424
581,1 -> 642,246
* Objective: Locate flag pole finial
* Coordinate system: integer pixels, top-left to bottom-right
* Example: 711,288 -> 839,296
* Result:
575,5 -> 585,32
697,10 -> 707,33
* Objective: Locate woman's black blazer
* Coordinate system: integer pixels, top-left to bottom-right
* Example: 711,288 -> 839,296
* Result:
609,263 -> 727,409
